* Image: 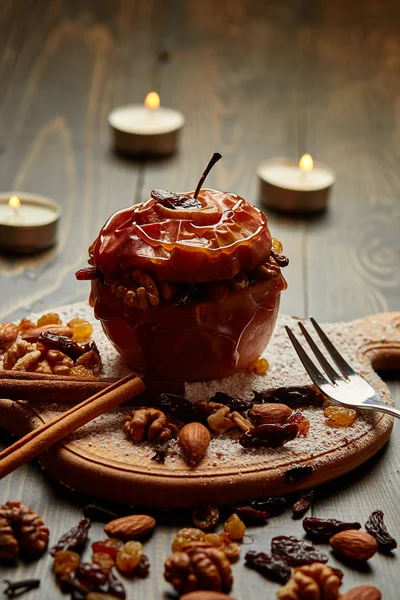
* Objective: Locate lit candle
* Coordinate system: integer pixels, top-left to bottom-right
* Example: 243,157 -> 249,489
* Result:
0,192 -> 61,253
108,92 -> 185,156
257,154 -> 335,213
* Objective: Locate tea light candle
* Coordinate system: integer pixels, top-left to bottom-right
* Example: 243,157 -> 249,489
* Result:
109,92 -> 185,156
257,154 -> 335,213
0,192 -> 61,254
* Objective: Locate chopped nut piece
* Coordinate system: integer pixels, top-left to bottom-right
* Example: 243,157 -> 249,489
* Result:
3,340 -> 37,369
164,546 -> 233,594
0,322 -> 18,351
124,408 -> 179,443
230,411 -> 253,432
277,563 -> 341,600
13,349 -> 42,372
207,406 -> 235,433
75,349 -> 102,375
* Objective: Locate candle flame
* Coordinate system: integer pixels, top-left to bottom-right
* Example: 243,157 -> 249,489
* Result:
8,195 -> 20,210
144,92 -> 160,111
299,154 -> 314,172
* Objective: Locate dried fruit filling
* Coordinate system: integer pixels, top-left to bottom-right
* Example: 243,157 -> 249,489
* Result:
77,175 -> 288,380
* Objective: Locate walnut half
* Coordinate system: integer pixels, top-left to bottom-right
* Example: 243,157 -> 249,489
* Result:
124,408 -> 179,444
0,501 -> 49,560
277,562 -> 342,600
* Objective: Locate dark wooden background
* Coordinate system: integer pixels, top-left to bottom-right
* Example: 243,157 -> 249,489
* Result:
0,0 -> 399,597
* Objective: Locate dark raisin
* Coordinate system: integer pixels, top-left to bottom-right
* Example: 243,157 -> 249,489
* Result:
292,491 -> 314,519
135,554 -> 150,578
303,517 -> 362,542
39,331 -> 99,362
271,535 -> 328,566
253,386 -> 324,407
209,392 -> 253,412
151,189 -> 202,210
83,505 -> 118,523
75,267 -> 102,281
245,550 -> 291,584
271,250 -> 289,267
192,505 -> 220,531
285,465 -> 315,483
159,393 -> 200,423
240,423 -> 298,448
151,450 -> 166,464
250,497 -> 287,516
365,510 -> 397,553
233,506 -> 269,523
102,572 -> 126,599
50,518 -> 91,556
75,563 -> 108,590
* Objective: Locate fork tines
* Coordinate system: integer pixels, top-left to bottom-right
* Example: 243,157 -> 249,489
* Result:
285,318 -> 355,388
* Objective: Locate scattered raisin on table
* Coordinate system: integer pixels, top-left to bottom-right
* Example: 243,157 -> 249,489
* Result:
287,411 -> 310,435
250,497 -> 287,517
224,514 -> 246,540
291,491 -> 314,519
192,505 -> 220,531
75,562 -> 108,590
303,517 -> 362,542
240,423 -> 298,448
248,357 -> 269,375
245,550 -> 291,584
115,541 -> 143,575
135,554 -> 150,577
233,505 -> 269,523
53,550 -> 81,580
159,393 -> 201,423
67,318 -> 94,342
208,392 -> 253,412
253,386 -> 324,407
0,501 -> 49,560
271,535 -> 329,566
324,406 -> 357,427
92,552 -> 115,573
91,538 -> 124,558
37,313 -> 62,327
50,518 -> 91,556
285,465 -> 315,483
365,510 -> 397,553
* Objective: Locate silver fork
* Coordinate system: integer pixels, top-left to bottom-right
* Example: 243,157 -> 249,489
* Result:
285,317 -> 400,419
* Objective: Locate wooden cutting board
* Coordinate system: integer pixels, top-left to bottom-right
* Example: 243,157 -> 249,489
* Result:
0,305 -> 399,508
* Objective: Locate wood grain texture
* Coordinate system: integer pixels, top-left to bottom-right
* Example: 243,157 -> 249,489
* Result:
0,0 -> 399,598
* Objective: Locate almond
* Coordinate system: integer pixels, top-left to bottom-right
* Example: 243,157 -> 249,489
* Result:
104,514 -> 155,541
249,403 -> 293,424
340,585 -> 381,600
329,529 -> 377,561
180,593 -> 237,600
21,324 -> 73,342
179,422 -> 210,462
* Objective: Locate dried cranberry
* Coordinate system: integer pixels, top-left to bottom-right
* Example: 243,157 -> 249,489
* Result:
159,393 -> 200,423
233,506 -> 269,523
285,465 -> 315,483
209,392 -> 253,412
151,189 -> 202,210
250,497 -> 287,516
75,267 -> 102,281
365,510 -> 397,553
271,535 -> 328,566
271,250 -> 289,267
292,491 -> 313,519
240,423 -> 298,448
245,550 -> 291,584
303,518 -> 362,542
50,518 -> 91,556
253,386 -> 324,407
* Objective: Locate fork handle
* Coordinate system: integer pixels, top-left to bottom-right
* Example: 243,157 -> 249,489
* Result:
361,402 -> 400,419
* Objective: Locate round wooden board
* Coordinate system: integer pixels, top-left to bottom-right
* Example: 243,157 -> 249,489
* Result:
0,305 -> 399,508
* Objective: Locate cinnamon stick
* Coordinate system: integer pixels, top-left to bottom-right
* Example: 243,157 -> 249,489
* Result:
0,374 -> 145,479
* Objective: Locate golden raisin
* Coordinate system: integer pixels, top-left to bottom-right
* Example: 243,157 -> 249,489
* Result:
68,318 -> 94,342
171,528 -> 205,552
37,313 -> 62,327
18,318 -> 36,333
204,532 -> 241,562
224,513 -> 246,540
92,551 -> 115,573
324,406 -> 357,427
115,540 -> 143,575
248,357 -> 269,376
53,550 -> 80,580
272,238 -> 283,254
91,538 -> 124,558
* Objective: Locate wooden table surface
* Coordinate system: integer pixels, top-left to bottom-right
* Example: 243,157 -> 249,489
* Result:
0,0 -> 399,597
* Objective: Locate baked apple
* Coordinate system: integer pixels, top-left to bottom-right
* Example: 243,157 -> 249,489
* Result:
76,155 -> 288,380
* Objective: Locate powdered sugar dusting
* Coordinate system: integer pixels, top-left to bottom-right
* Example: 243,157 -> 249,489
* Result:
9,303 -> 394,477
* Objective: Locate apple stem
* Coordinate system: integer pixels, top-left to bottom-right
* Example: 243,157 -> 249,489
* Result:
193,153 -> 222,199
